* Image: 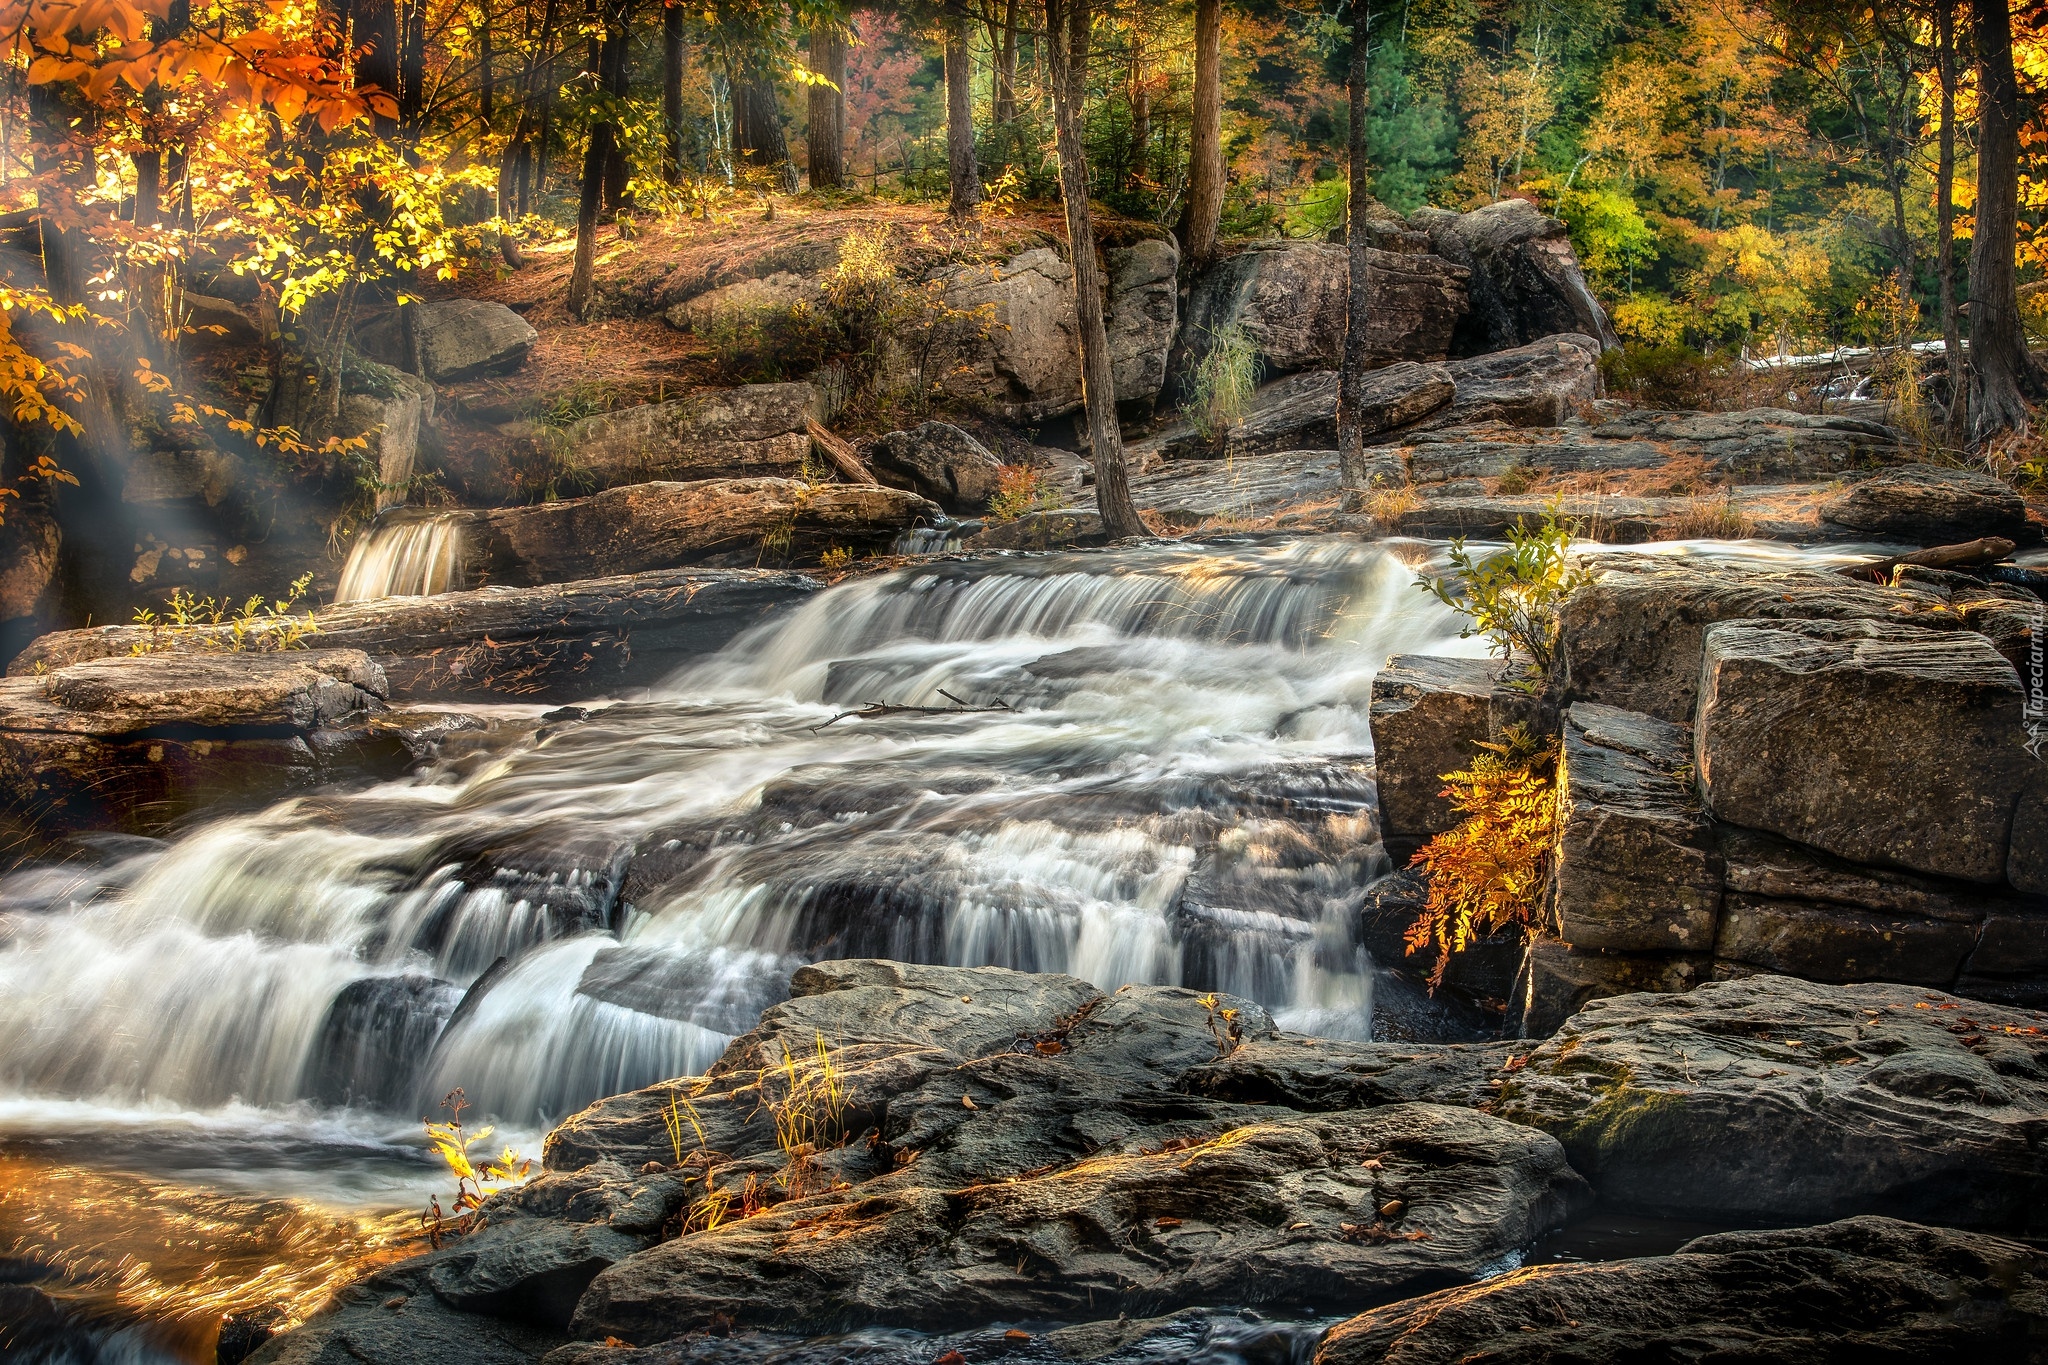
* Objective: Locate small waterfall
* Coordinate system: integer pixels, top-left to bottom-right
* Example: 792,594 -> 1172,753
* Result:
335,511 -> 466,603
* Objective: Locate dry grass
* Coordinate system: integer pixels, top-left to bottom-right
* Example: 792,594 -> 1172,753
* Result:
1667,489 -> 1757,540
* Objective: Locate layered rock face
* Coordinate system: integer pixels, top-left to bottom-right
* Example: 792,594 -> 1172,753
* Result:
1412,198 -> 1621,352
1371,553 -> 2048,1028
0,649 -> 410,831
555,384 -> 821,491
1821,463 -> 2035,543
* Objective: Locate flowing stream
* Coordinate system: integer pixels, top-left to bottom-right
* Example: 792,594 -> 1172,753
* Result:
0,534 -> 1881,1359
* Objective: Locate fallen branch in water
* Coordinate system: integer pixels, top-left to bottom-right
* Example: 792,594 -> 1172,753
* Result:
1836,537 -> 2016,584
809,689 -> 1015,731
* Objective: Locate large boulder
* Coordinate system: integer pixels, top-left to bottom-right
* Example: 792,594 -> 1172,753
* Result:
663,270 -> 822,335
1496,974 -> 2048,1230
1431,333 -> 1601,427
867,422 -> 1005,513
1171,241 -> 1468,400
1590,406 -> 1907,480
1696,618 -> 2031,883
459,479 -> 936,582
10,568 -> 819,702
1317,1217 -> 2048,1365
0,649 -> 402,832
557,384 -> 819,490
1554,704 -> 1720,954
1412,199 -> 1619,353
929,242 -> 1180,422
1559,556 -> 1954,723
1821,462 -> 2034,543
417,299 -> 539,382
1369,654 -> 1499,839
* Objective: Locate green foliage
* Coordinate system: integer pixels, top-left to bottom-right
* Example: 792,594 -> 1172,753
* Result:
1417,501 -> 1594,684
1545,184 -> 1659,293
130,574 -> 321,654
1598,344 -> 1731,410
1183,325 -> 1261,445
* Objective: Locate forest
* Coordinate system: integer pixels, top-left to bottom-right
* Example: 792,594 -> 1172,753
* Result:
0,0 -> 2044,539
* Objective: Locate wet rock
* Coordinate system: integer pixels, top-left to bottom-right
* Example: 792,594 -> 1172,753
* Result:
1822,462 -> 2032,544
246,1272 -> 563,1365
1411,199 -> 1617,352
571,1102 -> 1585,1340
1553,704 -> 1720,954
560,385 -> 819,490
418,299 -> 539,383
1172,242 -> 1467,400
1496,974 -> 2048,1230
1317,1216 -> 2048,1365
458,479 -> 936,582
867,423 -> 1005,514
428,1220 -> 652,1329
304,972 -> 461,1109
218,1305 -> 284,1365
13,568 -> 819,702
0,649 -> 403,831
1181,1033 -> 1518,1111
1368,655 -> 1498,838
1696,618 -> 2030,883
1355,869 -> 1524,1010
1558,556 -> 1953,723
1515,937 -> 1711,1038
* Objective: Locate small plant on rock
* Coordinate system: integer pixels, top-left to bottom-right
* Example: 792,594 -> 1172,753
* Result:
1406,724 -> 1561,991
130,573 -> 321,654
1417,500 -> 1593,689
1182,323 -> 1259,447
987,464 -> 1058,524
421,1088 -> 532,1247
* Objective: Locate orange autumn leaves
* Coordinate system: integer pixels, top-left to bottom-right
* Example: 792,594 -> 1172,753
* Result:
2,0 -> 396,131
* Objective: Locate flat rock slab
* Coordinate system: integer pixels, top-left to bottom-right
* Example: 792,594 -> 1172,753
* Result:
1316,1216 -> 2048,1365
1495,974 -> 2048,1231
0,648 -> 405,832
1696,618 -> 2029,883
1822,463 -> 2033,543
10,570 -> 820,702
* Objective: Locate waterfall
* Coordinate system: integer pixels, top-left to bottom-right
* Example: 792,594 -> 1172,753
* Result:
334,511 -> 466,603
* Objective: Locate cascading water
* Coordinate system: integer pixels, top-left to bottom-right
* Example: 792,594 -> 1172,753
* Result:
0,534 -> 1882,1359
333,511 -> 467,603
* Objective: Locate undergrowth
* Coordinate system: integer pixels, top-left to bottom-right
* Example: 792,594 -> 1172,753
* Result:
1182,323 -> 1259,446
1417,500 -> 1593,688
986,463 -> 1059,524
1406,724 -> 1561,991
129,573 -> 320,653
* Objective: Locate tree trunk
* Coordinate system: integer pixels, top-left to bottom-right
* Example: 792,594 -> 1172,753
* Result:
1338,7 -> 1377,509
398,0 -> 426,130
1126,31 -> 1149,191
808,22 -> 846,189
662,2 -> 686,183
734,74 -> 796,191
1937,0 -> 1965,444
347,0 -> 402,137
1968,0 -> 2042,444
600,2 -> 631,212
1047,0 -> 1144,540
995,0 -> 1019,127
1183,0 -> 1223,269
567,6 -> 626,318
946,17 -> 981,218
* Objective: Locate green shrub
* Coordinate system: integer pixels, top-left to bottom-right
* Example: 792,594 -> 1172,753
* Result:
1417,499 -> 1594,686
1183,324 -> 1260,445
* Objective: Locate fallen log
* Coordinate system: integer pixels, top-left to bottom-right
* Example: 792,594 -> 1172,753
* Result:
1836,536 -> 2016,584
807,416 -> 878,486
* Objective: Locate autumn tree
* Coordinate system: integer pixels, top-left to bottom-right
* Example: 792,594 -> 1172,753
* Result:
1338,0 -> 1376,507
1182,0 -> 1222,268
